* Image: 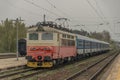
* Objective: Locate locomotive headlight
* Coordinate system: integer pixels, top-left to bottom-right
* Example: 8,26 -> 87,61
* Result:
37,56 -> 42,60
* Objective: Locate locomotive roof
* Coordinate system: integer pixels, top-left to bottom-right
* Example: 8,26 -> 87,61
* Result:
27,26 -> 76,36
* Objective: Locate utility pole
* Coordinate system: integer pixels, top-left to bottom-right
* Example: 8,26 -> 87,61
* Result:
12,18 -> 24,61
43,14 -> 46,22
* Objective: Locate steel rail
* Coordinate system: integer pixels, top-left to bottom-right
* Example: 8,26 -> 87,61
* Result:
89,53 -> 119,80
65,52 -> 119,80
12,69 -> 48,80
0,65 -> 26,71
0,65 -> 27,75
0,68 -> 34,79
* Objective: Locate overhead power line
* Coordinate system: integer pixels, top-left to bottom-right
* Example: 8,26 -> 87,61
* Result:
6,0 -> 47,19
86,0 -> 106,23
94,0 -> 105,19
7,0 -> 53,19
45,0 -> 56,8
94,0 -> 110,24
24,0 -> 62,18
94,0 -> 114,32
45,0 -> 72,19
24,0 -> 105,28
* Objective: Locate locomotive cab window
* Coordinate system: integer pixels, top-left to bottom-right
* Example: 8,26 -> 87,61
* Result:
29,33 -> 38,40
42,32 -> 53,40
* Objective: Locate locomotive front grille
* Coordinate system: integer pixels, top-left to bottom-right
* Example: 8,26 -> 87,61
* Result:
44,56 -> 52,61
37,62 -> 42,66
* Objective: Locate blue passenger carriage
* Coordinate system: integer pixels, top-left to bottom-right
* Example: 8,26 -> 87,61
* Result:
76,35 -> 109,58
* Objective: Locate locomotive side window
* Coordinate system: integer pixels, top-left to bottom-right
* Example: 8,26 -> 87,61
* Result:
61,39 -> 75,46
42,32 -> 53,40
29,33 -> 38,40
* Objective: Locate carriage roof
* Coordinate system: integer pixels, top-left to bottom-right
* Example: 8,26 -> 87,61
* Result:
76,35 -> 109,44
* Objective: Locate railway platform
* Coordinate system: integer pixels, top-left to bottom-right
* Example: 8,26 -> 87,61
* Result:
101,54 -> 120,80
0,57 -> 26,70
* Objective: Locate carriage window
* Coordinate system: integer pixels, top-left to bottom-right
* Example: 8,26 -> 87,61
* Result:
71,36 -> 74,39
42,32 -> 53,40
67,35 -> 70,38
29,33 -> 38,40
62,34 -> 66,38
78,40 -> 83,46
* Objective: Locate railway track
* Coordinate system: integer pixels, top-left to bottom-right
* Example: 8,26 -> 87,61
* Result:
0,65 -> 48,80
0,65 -> 27,78
31,51 -> 116,80
12,69 -> 48,80
65,52 -> 119,80
0,53 -> 24,59
0,51 -> 117,80
0,53 -> 16,59
0,65 -> 26,72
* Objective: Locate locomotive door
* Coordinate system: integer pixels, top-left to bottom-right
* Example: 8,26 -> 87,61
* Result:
57,33 -> 60,58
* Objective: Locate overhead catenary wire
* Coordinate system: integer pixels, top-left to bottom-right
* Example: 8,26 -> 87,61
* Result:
6,0 -> 42,17
24,0 -> 107,29
47,0 -> 111,29
84,0 -> 114,33
6,0 -> 55,20
5,0 -> 87,27
45,0 -> 105,26
94,0 -> 113,31
44,0 -> 73,20
45,0 -> 56,8
6,0 -> 113,30
45,0 -> 95,27
45,0 -> 96,29
94,0 -> 106,20
86,0 -> 106,23
94,0 -> 110,25
23,0 -> 63,18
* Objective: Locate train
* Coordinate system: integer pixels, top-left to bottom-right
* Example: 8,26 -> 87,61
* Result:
18,39 -> 26,56
25,21 -> 110,68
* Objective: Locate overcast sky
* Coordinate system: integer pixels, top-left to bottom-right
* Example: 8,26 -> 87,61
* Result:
0,0 -> 120,41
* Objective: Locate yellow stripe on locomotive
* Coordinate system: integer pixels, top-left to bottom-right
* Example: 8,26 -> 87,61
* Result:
27,62 -> 53,68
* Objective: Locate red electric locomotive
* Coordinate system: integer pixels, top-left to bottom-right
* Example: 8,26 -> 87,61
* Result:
26,21 -> 76,67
